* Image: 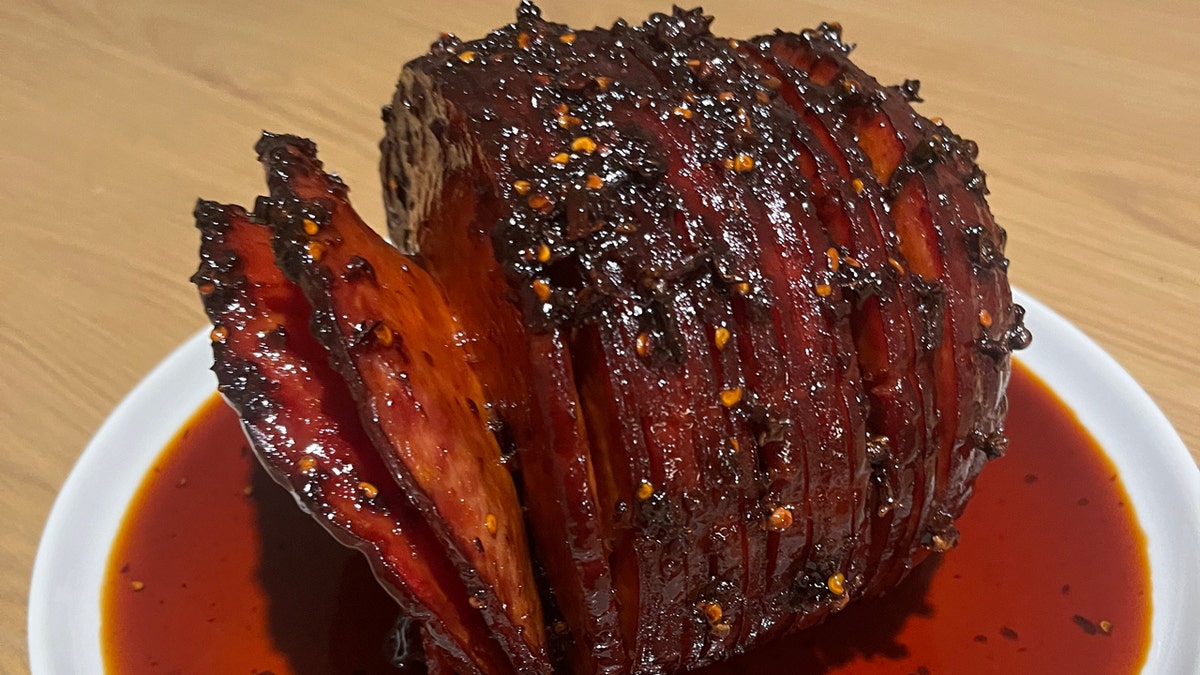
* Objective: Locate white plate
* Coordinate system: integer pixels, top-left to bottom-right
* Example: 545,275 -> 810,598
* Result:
28,289 -> 1200,674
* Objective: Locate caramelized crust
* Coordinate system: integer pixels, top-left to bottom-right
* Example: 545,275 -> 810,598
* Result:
191,201 -> 510,674
380,6 -> 1025,671
257,135 -> 550,673
195,5 -> 1027,674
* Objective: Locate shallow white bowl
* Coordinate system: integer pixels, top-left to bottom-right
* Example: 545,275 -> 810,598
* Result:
27,289 -> 1200,674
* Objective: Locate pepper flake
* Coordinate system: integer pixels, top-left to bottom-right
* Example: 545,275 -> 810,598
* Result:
714,326 -> 731,351
571,136 -> 597,153
374,323 -> 395,347
306,241 -> 326,261
635,332 -> 651,357
828,572 -> 846,596
699,601 -> 723,624
827,247 -> 841,272
358,482 -> 379,500
766,506 -> 794,531
636,480 -> 655,501
732,153 -> 755,173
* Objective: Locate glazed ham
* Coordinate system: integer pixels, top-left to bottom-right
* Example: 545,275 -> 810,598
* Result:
193,5 -> 1028,673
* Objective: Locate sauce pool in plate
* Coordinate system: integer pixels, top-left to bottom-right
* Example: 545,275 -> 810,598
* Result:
102,362 -> 1150,673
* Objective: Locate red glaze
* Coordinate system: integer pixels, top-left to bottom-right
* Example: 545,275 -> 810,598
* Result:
102,399 -> 405,674
104,362 -> 1149,674
260,135 -> 548,673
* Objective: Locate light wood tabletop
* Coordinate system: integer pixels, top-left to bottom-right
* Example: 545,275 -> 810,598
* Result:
3,0 -> 1197,670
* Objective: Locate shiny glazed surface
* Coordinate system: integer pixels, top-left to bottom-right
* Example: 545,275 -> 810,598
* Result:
8,3 -> 1200,669
102,362 -> 1149,673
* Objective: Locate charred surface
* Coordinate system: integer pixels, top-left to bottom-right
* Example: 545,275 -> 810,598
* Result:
191,201 -> 510,674
198,4 -> 1026,674
257,134 -> 550,673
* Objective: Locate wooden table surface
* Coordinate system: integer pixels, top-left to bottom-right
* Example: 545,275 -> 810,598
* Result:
3,0 -> 1197,670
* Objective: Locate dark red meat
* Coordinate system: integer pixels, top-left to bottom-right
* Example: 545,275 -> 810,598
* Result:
194,5 -> 1027,674
258,134 -> 550,673
191,201 -> 512,674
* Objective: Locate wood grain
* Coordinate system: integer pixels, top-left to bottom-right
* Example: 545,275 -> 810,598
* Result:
2,0 -> 1196,671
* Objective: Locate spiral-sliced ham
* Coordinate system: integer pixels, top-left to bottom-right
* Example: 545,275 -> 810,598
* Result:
193,5 -> 1027,673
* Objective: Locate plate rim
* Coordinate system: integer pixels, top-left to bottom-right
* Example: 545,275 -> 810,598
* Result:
1010,289 -> 1200,671
27,289 -> 1200,673
27,326 -> 216,675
